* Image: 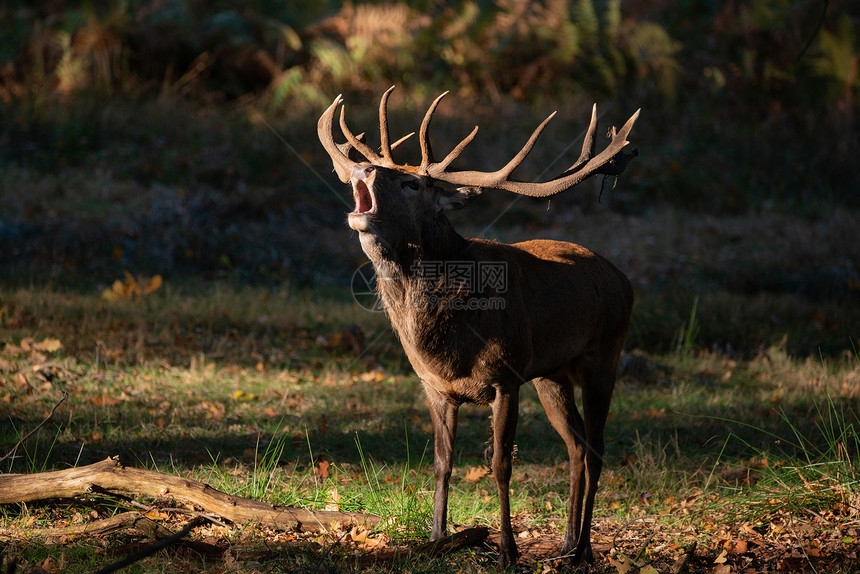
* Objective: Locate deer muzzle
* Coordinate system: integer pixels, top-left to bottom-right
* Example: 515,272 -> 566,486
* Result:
348,165 -> 377,232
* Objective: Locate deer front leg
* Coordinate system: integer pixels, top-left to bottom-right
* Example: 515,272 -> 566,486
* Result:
491,387 -> 520,568
425,387 -> 459,541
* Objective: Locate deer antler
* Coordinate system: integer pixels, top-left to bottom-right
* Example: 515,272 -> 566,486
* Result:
422,95 -> 640,197
318,87 -> 640,196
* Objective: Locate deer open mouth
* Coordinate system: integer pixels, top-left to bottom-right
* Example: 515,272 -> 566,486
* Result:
352,179 -> 376,215
348,171 -> 377,232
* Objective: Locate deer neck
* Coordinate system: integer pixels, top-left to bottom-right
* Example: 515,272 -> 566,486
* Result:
363,215 -> 469,310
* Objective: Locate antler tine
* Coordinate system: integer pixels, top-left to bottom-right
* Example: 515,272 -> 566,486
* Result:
419,91 -> 449,171
495,111 -> 556,178
336,131 -> 365,157
567,103 -> 598,173
317,95 -> 356,183
379,86 -> 395,163
614,108 -> 640,146
339,105 -> 382,164
391,132 -> 415,152
435,125 -> 479,172
380,87 -> 415,157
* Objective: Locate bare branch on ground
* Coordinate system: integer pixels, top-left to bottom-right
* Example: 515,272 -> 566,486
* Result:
0,456 -> 379,533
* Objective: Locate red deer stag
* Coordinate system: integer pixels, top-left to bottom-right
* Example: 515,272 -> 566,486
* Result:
318,87 -> 639,567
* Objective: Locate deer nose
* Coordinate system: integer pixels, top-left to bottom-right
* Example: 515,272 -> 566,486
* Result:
352,165 -> 375,180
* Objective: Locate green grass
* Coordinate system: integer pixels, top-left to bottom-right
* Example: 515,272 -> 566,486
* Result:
1,284 -> 858,572
707,388 -> 860,525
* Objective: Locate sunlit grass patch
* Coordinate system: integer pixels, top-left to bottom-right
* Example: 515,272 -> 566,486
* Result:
708,391 -> 860,522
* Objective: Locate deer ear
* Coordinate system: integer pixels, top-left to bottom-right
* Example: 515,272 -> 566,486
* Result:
436,186 -> 482,212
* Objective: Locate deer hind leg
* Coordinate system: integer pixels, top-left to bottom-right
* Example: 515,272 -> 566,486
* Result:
533,375 -> 587,562
574,355 -> 619,565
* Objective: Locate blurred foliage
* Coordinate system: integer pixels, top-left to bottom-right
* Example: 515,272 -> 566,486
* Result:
0,0 -> 683,103
0,0 -> 857,216
0,0 -> 856,217
0,0 -> 854,109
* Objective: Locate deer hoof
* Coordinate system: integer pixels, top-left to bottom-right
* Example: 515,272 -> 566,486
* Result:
559,541 -> 593,567
572,543 -> 594,566
497,551 -> 518,570
497,541 -> 520,569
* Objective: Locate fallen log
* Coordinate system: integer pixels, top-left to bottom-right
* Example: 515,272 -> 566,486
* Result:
0,456 -> 379,533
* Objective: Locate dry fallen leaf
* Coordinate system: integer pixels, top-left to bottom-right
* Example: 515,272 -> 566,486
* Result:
608,554 -> 634,574
199,401 -> 226,420
90,394 -> 122,406
350,526 -> 368,544
32,338 -> 63,352
315,459 -> 331,481
463,466 -> 490,483
233,389 -> 257,401
12,372 -> 29,390
324,486 -> 340,511
362,534 -> 387,551
102,272 -> 163,301
359,369 -> 384,383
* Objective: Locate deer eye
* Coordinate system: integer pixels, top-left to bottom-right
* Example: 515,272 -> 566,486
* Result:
403,180 -> 420,192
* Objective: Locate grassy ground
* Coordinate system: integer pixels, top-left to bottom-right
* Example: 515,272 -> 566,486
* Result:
1,253 -> 858,572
